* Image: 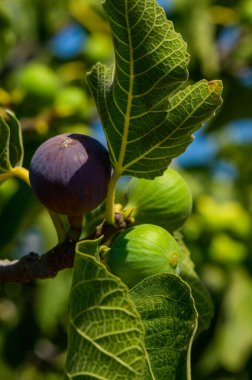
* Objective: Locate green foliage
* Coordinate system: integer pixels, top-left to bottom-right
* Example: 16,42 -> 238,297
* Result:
65,240 -> 197,380
0,115 -> 12,172
87,0 -> 222,180
0,0 -> 251,379
130,274 -> 197,380
64,239 -> 146,380
0,111 -> 23,174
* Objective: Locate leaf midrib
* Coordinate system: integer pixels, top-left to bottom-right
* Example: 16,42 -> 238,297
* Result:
115,0 -> 134,177
70,317 -> 141,375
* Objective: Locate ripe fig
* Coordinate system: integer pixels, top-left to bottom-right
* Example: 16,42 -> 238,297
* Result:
105,224 -> 182,288
124,168 -> 192,232
29,133 -> 111,216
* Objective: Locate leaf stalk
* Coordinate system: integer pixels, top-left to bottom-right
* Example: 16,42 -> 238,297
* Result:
105,170 -> 121,225
11,167 -> 30,186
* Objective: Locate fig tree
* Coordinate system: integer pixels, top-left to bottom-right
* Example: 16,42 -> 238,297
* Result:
124,168 -> 192,232
29,133 -> 111,216
104,224 -> 182,288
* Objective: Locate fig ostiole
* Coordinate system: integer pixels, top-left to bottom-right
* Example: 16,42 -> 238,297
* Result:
124,168 -> 192,232
29,133 -> 111,228
104,224 -> 182,289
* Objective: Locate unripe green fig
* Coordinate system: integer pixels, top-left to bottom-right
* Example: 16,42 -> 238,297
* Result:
124,168 -> 192,232
105,224 -> 182,288
29,133 -> 111,216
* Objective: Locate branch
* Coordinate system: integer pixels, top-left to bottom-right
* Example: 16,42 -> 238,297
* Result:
0,241 -> 76,283
0,213 -> 130,284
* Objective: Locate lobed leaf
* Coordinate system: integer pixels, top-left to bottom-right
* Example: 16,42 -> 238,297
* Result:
87,0 -> 223,179
64,238 -> 146,380
130,273 -> 198,380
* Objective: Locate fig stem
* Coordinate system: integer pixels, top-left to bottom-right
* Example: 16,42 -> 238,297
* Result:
0,173 -> 12,182
105,170 -> 120,225
11,167 -> 30,186
67,215 -> 83,242
48,210 -> 68,243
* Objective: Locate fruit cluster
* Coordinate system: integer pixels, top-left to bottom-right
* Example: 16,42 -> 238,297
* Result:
29,134 -> 192,288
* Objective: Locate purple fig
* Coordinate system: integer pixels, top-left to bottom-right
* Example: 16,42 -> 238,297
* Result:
29,133 -> 111,216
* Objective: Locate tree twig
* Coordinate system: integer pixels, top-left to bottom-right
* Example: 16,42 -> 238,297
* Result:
0,241 -> 76,283
0,213 -> 130,284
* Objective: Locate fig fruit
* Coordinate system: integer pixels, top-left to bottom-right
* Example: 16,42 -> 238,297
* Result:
124,168 -> 192,232
29,133 -> 111,216
105,224 -> 182,288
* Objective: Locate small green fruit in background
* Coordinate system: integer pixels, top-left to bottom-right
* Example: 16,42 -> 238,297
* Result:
54,86 -> 88,117
85,33 -> 113,62
17,62 -> 61,100
105,224 -> 182,288
124,168 -> 192,232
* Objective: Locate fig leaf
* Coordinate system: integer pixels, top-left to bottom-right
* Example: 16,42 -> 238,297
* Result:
87,0 -> 223,179
0,110 -> 24,174
6,110 -> 24,168
130,273 -> 198,380
0,114 -> 11,173
64,238 -> 146,380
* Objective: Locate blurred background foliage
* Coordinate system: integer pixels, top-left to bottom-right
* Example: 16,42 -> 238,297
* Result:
0,0 -> 251,379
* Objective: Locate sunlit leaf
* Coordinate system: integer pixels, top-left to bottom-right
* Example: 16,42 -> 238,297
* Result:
6,110 -> 24,168
64,238 -> 146,380
130,273 -> 198,380
0,111 -> 24,176
87,0 -> 223,179
0,115 -> 11,173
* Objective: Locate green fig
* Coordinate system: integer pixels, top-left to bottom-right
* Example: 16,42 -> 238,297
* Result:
105,224 -> 182,288
124,168 -> 192,232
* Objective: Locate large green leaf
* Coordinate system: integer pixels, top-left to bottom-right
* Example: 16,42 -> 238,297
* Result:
64,239 -> 146,380
130,273 -> 198,380
87,0 -> 223,179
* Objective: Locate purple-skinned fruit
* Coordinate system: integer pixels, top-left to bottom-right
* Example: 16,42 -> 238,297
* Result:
29,133 -> 111,216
